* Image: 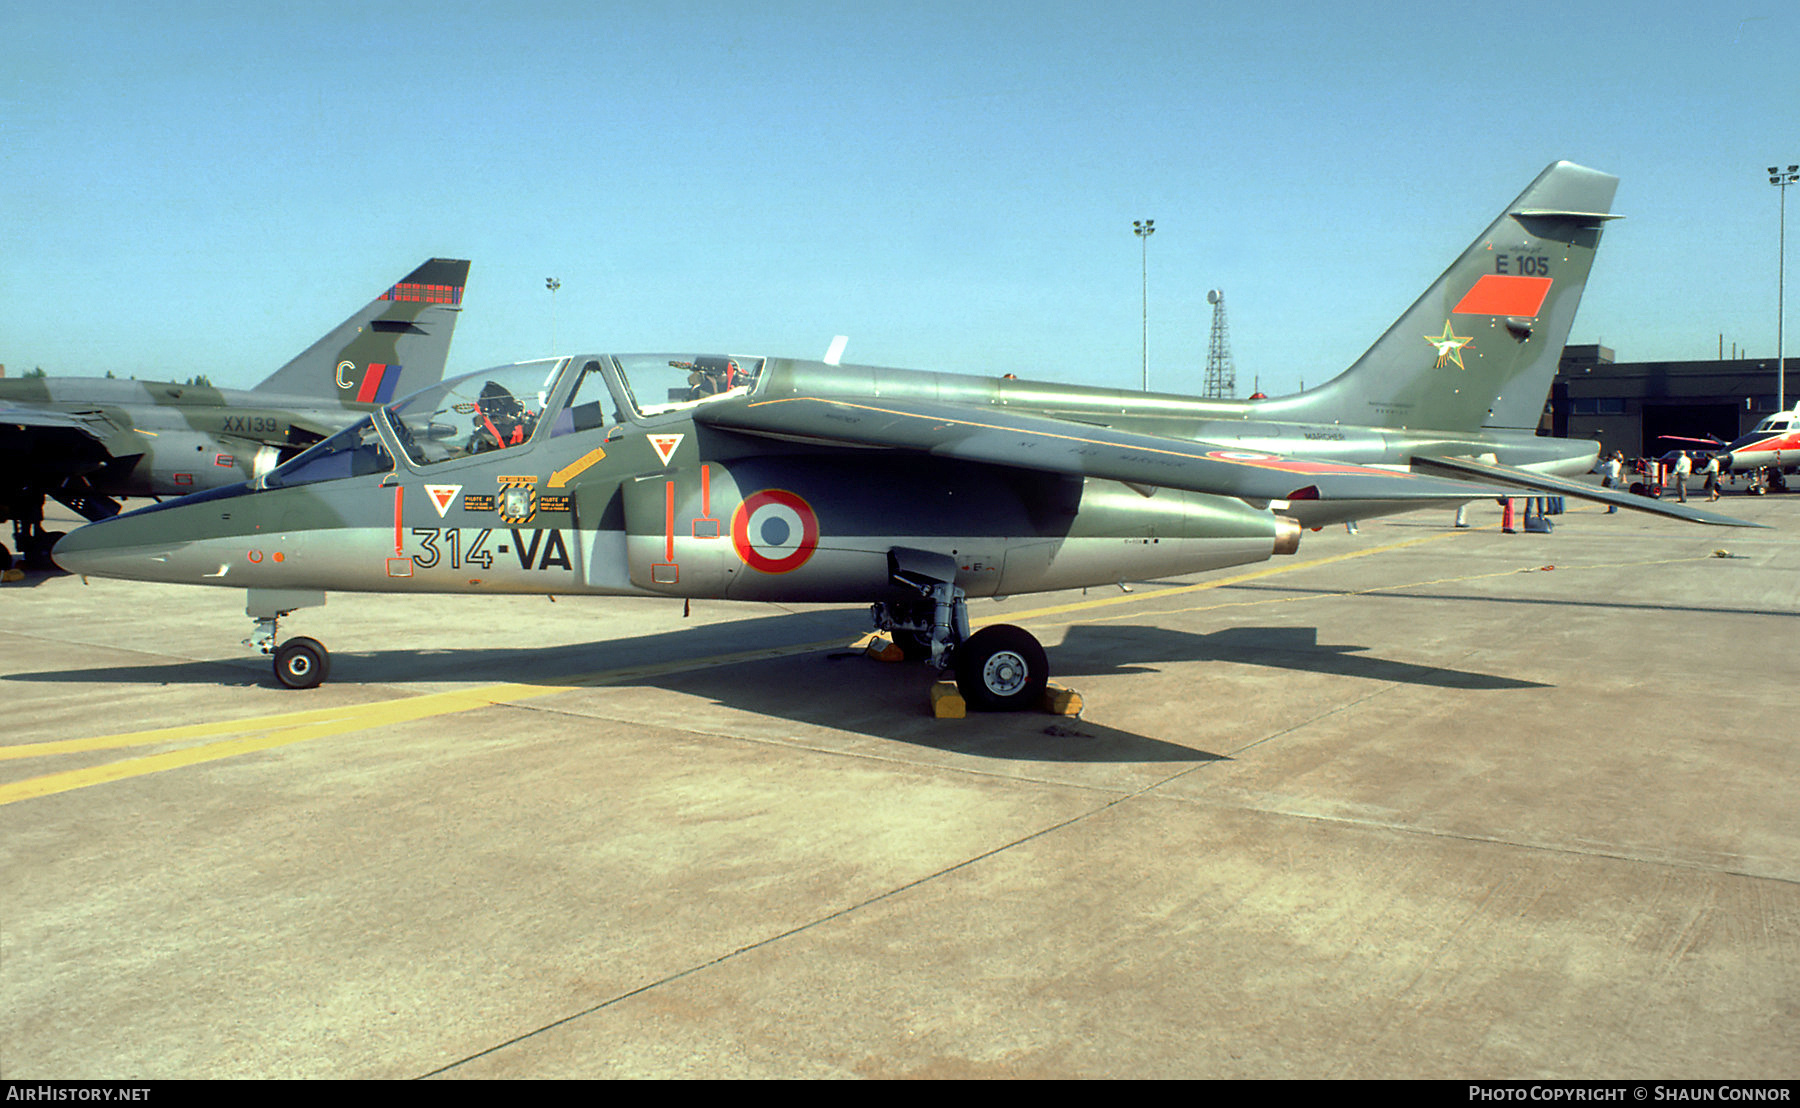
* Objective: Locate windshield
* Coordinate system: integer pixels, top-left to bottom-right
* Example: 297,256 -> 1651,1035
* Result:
541,358 -> 620,438
263,417 -> 393,488
386,359 -> 563,466
612,354 -> 764,417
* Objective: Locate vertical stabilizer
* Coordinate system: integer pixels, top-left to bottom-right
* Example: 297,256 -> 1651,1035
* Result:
253,258 -> 470,404
1272,163 -> 1618,432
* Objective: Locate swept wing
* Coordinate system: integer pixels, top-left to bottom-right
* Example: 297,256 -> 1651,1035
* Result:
1410,453 -> 1764,527
0,405 -> 111,435
702,394 -> 1498,504
0,405 -> 120,475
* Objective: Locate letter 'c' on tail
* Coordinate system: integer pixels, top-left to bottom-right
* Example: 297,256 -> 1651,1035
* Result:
252,258 -> 471,405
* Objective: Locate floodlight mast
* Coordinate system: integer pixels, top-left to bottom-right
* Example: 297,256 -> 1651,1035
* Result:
1770,165 -> 1798,412
1133,219 -> 1155,391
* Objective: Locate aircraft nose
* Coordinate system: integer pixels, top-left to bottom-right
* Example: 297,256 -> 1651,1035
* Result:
52,478 -> 264,580
52,510 -> 199,581
52,518 -> 131,577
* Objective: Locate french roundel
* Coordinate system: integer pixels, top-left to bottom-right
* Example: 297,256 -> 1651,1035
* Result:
731,489 -> 819,574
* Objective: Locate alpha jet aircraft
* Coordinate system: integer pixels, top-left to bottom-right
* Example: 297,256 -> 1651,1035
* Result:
0,258 -> 469,569
53,163 -> 1759,708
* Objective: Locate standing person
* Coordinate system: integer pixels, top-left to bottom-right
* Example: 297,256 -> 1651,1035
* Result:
1601,450 -> 1622,513
1673,450 -> 1692,503
1703,453 -> 1721,501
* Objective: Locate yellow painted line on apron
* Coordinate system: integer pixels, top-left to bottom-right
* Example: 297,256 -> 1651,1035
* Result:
0,528 -> 1472,806
0,642 -> 848,805
0,690 -> 517,763
1,631 -> 886,765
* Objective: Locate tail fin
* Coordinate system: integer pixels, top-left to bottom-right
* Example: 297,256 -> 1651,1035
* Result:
252,258 -> 470,404
1276,162 -> 1618,432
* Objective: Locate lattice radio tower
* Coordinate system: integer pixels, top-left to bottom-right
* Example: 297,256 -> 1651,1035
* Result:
1203,288 -> 1237,398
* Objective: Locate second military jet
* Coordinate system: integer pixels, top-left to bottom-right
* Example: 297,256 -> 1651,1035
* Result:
0,258 -> 469,569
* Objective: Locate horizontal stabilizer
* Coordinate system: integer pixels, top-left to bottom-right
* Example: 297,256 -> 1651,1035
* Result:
1410,453 -> 1767,528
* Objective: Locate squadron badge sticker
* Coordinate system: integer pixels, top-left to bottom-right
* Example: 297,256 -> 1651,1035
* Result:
497,476 -> 537,525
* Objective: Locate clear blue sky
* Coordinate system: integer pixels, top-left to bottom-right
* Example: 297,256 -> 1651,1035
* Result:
6,1 -> 1798,395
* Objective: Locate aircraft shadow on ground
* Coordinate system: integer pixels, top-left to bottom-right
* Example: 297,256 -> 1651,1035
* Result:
0,617 -> 1215,764
0,565 -> 71,590
1225,581 -> 1800,622
5,612 -> 1541,763
1050,623 -> 1549,691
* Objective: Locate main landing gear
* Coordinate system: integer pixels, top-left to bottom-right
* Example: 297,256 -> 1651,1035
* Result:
874,549 -> 1049,712
246,589 -> 331,689
1745,468 -> 1789,496
953,624 -> 1049,712
4,493 -> 72,571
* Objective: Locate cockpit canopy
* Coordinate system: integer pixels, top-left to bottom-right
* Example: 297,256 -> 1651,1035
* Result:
388,358 -> 563,467
610,353 -> 764,413
263,417 -> 393,489
261,353 -> 766,489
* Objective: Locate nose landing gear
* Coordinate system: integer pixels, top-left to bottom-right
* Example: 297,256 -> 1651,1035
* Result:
246,589 -> 331,689
272,636 -> 331,689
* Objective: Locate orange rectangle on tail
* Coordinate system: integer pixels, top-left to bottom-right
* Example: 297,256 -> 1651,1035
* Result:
1453,275 -> 1552,317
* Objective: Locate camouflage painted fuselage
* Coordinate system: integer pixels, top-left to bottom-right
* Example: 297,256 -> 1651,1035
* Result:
0,376 -> 378,497
54,354 -> 1299,604
69,163 -> 1759,618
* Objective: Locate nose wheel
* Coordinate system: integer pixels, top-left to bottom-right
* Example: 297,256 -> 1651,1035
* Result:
246,590 -> 332,689
273,636 -> 331,690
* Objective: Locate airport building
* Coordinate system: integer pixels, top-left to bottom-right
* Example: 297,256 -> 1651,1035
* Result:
1544,344 -> 1792,457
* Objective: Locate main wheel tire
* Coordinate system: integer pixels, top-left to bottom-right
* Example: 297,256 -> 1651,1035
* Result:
0,543 -> 12,572
953,624 -> 1048,712
273,636 -> 330,689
